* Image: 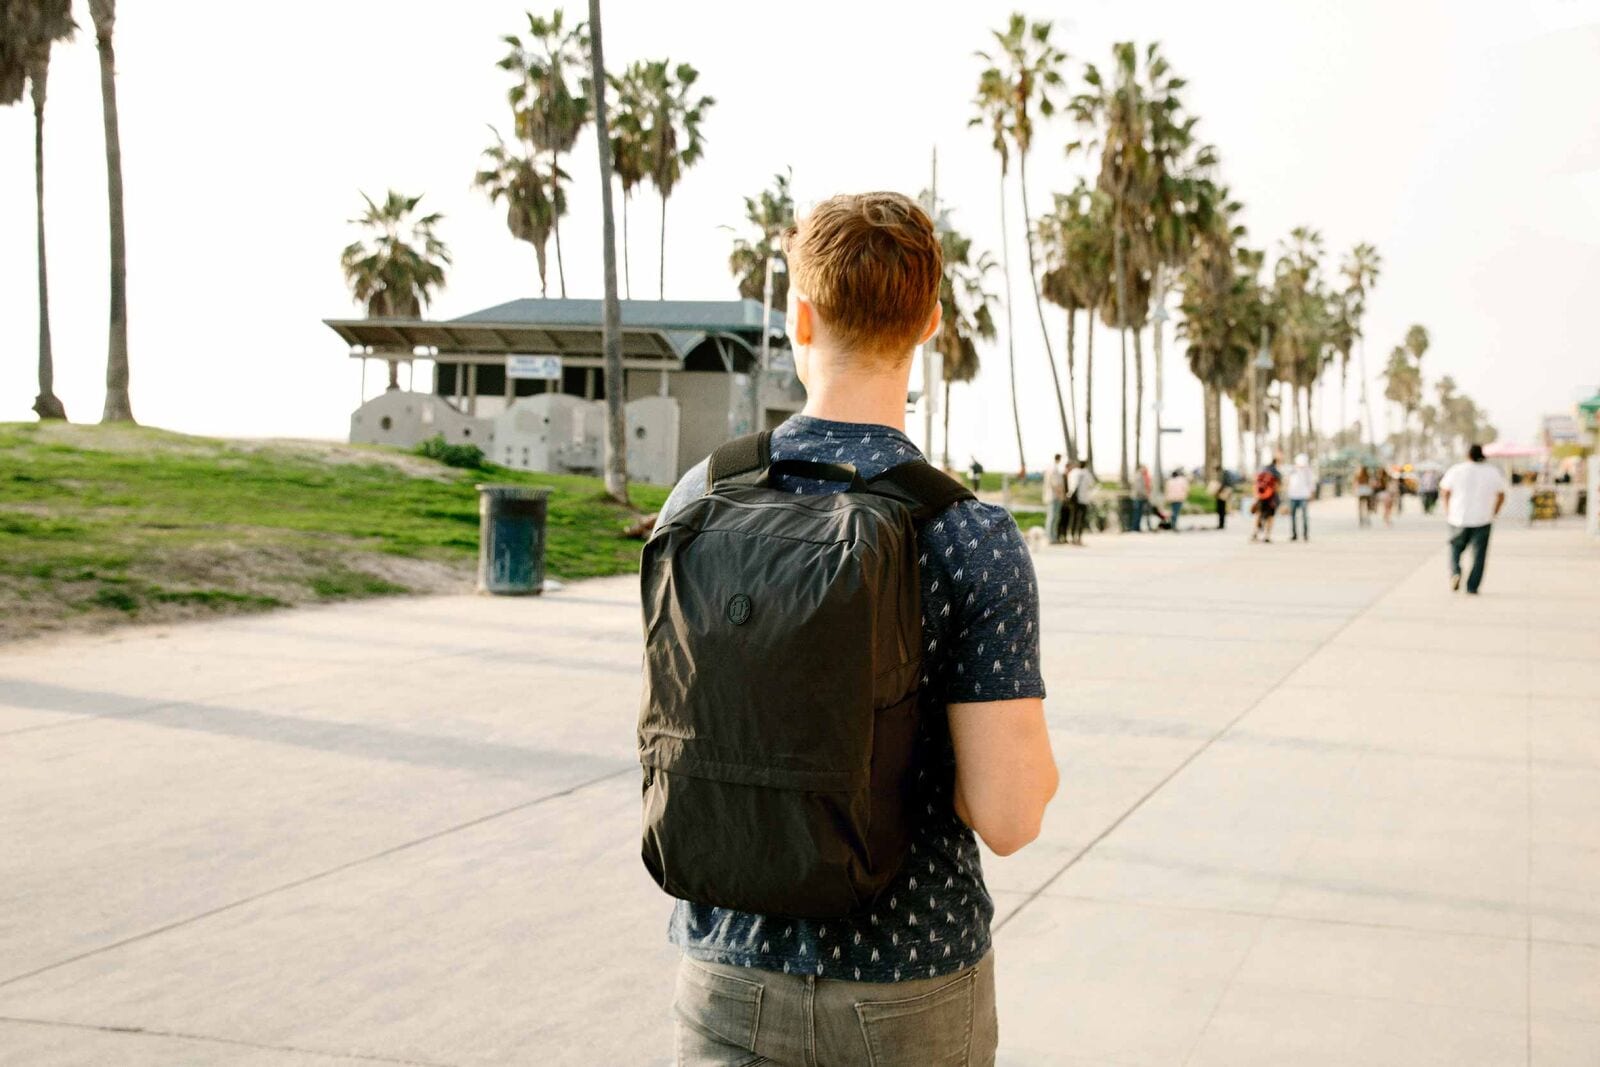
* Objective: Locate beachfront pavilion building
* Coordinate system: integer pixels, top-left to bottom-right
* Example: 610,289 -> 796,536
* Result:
324,299 -> 804,484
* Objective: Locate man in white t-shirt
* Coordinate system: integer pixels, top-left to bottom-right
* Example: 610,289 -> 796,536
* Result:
1286,453 -> 1316,542
1044,453 -> 1064,543
1439,443 -> 1507,594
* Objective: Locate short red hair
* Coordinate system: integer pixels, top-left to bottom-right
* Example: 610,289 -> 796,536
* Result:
786,192 -> 942,357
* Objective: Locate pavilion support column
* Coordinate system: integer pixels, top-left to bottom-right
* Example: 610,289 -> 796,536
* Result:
359,357 -> 367,406
585,368 -> 596,399
504,364 -> 515,409
466,363 -> 478,416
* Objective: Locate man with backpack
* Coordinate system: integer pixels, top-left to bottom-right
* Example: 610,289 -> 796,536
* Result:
640,192 -> 1058,1065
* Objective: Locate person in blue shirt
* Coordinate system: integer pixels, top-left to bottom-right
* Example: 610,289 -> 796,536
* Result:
656,192 -> 1058,1066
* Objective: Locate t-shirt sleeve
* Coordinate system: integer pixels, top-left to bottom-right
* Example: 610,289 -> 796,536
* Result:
941,512 -> 1046,704
657,459 -> 709,525
1439,466 -> 1458,492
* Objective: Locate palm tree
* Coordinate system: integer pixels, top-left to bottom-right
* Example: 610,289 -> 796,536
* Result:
89,0 -> 132,422
1,0 -> 74,420
499,9 -> 590,298
1059,186 -> 1115,474
1271,227 -> 1329,458
920,191 -> 1000,470
1435,375 -> 1460,455
1381,344 -> 1420,462
1135,45 -> 1218,486
638,60 -> 714,299
1340,242 -> 1381,450
970,66 -> 1026,473
475,129 -> 564,296
728,168 -> 793,305
1178,199 -> 1255,482
1403,323 -> 1430,460
340,191 -> 451,391
1070,42 -> 1154,486
587,0 -> 627,505
607,60 -> 650,299
1326,288 -> 1357,450
977,13 -> 1074,462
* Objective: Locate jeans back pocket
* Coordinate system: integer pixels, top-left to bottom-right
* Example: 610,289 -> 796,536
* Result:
854,969 -> 975,1066
674,959 -> 763,1053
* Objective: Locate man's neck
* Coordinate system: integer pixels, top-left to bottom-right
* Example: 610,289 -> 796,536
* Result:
798,349 -> 911,432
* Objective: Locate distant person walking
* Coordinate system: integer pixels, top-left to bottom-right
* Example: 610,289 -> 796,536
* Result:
1354,465 -> 1373,527
1044,453 -> 1064,544
1209,471 -> 1233,529
968,457 -> 984,493
1251,454 -> 1282,543
1065,461 -> 1091,545
1131,464 -> 1152,532
1374,466 -> 1395,526
1164,469 -> 1191,532
1287,453 -> 1315,542
1419,467 -> 1441,514
1440,443 -> 1506,594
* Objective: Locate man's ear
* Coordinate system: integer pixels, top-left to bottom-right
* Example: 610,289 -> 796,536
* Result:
917,302 -> 943,346
793,297 -> 815,347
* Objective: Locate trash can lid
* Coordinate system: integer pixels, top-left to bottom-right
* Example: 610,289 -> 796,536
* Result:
475,484 -> 553,500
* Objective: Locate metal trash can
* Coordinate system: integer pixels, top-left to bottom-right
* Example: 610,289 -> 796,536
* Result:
1115,493 -> 1137,532
476,485 -> 552,595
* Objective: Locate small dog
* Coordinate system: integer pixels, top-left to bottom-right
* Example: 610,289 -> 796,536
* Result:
1024,525 -> 1050,552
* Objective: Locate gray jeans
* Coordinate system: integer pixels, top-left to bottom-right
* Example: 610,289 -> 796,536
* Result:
673,952 -> 997,1066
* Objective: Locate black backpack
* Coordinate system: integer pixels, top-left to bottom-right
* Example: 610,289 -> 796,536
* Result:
638,431 -> 974,918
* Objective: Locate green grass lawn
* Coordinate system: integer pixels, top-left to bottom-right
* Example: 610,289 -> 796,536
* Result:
0,422 -> 667,642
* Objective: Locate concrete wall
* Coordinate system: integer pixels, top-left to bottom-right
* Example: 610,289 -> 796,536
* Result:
350,391 -> 494,452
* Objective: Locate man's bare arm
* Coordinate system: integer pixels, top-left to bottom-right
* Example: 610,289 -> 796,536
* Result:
948,698 -> 1059,856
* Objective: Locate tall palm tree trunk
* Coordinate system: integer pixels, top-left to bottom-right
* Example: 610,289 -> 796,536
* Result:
997,169 -> 1025,473
1065,305 -> 1078,449
1084,308 -> 1096,474
1306,384 -> 1317,461
658,193 -> 668,300
621,188 -> 631,299
588,0 -> 627,504
1132,325 -> 1144,473
551,153 -> 568,297
1017,154 -> 1074,462
31,69 -> 66,421
1113,222 -> 1130,487
92,0 -> 133,424
1234,396 -> 1245,474
1339,361 -> 1348,450
1292,383 -> 1303,456
1203,380 -> 1221,483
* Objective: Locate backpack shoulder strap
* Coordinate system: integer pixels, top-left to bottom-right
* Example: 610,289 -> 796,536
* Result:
865,461 -> 976,524
705,431 -> 772,490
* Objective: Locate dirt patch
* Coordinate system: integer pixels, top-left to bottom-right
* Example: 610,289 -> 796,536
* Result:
0,543 -> 474,646
236,438 -> 457,481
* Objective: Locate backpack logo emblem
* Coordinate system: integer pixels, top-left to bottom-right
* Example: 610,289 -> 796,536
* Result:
726,593 -> 752,625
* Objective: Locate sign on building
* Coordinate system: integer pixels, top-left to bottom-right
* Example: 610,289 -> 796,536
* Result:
507,354 -> 563,381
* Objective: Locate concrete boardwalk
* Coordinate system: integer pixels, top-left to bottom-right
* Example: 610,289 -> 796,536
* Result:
2,502 -> 1597,1066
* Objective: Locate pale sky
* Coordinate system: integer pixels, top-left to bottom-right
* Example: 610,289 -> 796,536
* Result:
2,0 -> 1597,472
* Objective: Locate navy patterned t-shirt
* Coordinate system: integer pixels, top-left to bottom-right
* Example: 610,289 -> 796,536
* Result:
654,415 -> 1046,983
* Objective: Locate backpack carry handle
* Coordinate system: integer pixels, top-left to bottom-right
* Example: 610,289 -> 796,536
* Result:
757,459 -> 868,491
